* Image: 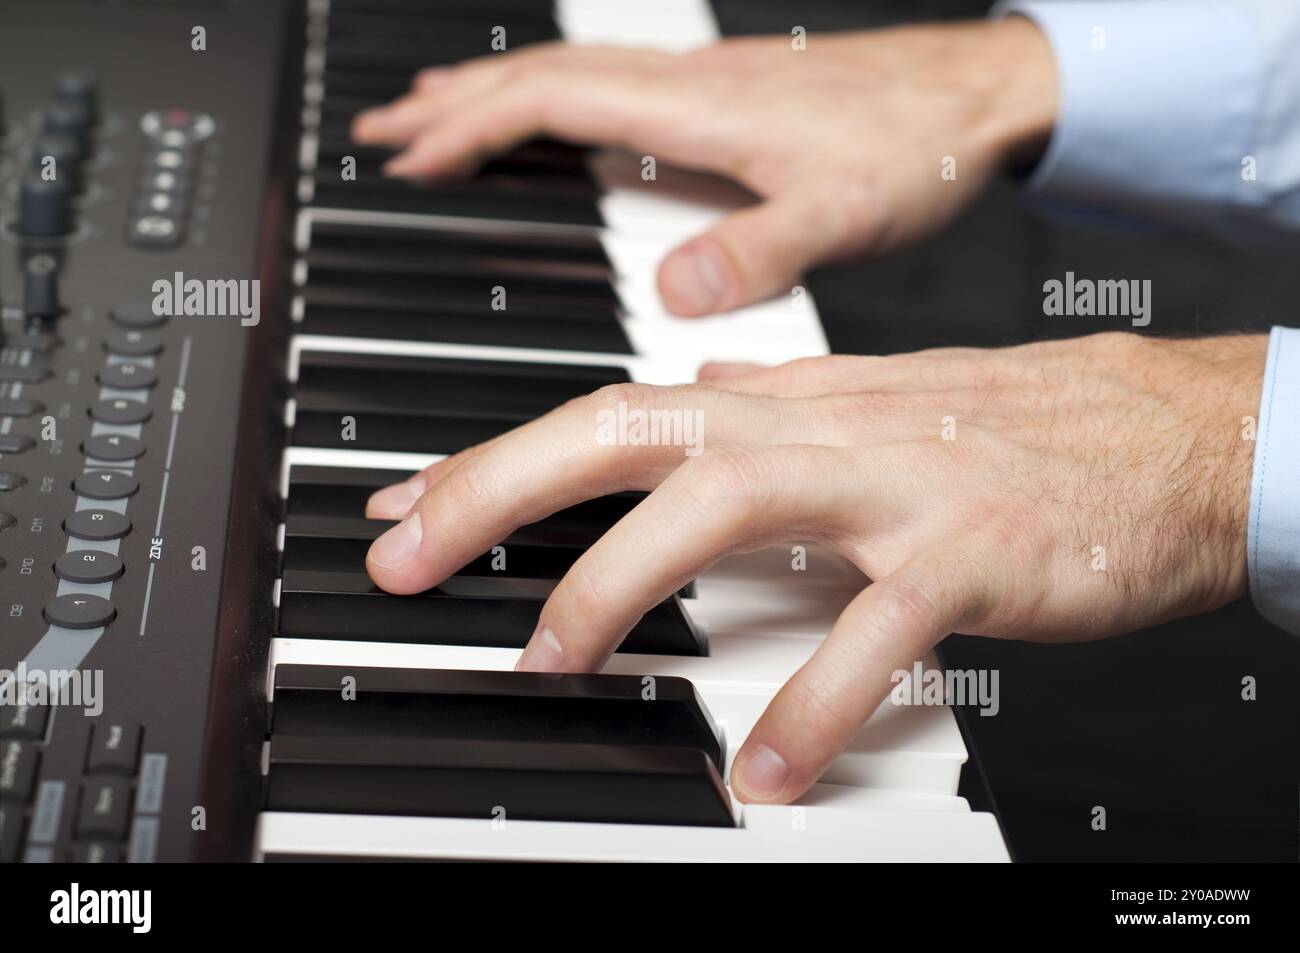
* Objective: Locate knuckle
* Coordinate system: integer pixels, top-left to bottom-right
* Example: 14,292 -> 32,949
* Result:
682,445 -> 773,506
861,575 -> 943,654
557,561 -> 608,620
438,461 -> 496,512
588,381 -> 660,419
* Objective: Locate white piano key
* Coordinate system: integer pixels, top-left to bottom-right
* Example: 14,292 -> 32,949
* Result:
705,691 -> 967,796
281,446 -> 444,499
797,783 -> 970,813
256,808 -> 1010,862
556,0 -> 719,50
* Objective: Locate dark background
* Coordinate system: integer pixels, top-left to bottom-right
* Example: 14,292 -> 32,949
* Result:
713,0 -> 1300,861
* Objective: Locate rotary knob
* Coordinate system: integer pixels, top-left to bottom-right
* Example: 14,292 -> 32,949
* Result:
19,173 -> 73,237
23,254 -> 61,318
30,134 -> 83,192
54,71 -> 99,123
43,98 -> 93,153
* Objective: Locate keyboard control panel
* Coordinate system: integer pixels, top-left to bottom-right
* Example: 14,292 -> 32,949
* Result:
0,0 -> 298,862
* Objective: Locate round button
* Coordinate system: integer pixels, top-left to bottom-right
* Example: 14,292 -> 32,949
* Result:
82,434 -> 145,462
152,150 -> 185,170
103,330 -> 164,358
44,593 -> 116,630
90,397 -> 151,426
74,471 -> 140,500
0,471 -> 27,492
64,509 -> 132,541
141,170 -> 186,193
135,192 -> 178,215
0,512 -> 15,532
97,362 -> 157,390
109,303 -> 167,329
54,551 -> 124,584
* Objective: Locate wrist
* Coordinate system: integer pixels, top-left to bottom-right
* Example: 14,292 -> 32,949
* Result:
1181,336 -> 1269,613
980,16 -> 1058,169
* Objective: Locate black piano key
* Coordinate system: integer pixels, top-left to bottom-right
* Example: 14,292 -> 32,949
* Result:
310,170 -> 604,227
282,465 -> 645,548
266,735 -> 734,827
271,665 -> 723,770
301,271 -> 619,321
295,349 -> 625,409
318,156 -> 602,201
291,351 -> 627,452
317,142 -> 600,192
299,299 -> 635,354
299,282 -> 618,324
303,255 -> 619,315
330,0 -> 557,16
324,21 -> 558,73
286,465 -> 639,532
282,514 -> 586,579
317,70 -> 411,101
307,219 -> 611,269
298,348 -> 626,386
315,130 -> 594,182
280,491 -> 695,598
294,406 -> 525,453
275,569 -> 706,656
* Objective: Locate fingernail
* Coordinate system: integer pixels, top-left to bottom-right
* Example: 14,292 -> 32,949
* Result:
368,511 -> 423,570
659,243 -> 728,314
367,473 -> 426,517
516,625 -> 564,673
735,744 -> 790,801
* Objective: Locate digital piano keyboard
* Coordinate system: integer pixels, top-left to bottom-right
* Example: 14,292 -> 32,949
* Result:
0,0 -> 1009,862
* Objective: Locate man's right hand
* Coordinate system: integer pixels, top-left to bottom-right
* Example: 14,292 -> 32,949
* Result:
352,20 -> 1058,317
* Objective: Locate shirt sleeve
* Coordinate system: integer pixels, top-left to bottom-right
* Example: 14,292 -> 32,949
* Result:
990,0 -> 1300,233
1248,327 -> 1300,636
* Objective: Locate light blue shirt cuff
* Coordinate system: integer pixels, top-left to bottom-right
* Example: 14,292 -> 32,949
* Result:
1249,327 -> 1300,635
991,1 -> 1264,223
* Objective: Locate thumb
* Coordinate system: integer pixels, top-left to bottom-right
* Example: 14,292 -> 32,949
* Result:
656,186 -> 852,317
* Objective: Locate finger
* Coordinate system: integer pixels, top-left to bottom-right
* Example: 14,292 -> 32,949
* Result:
378,72 -> 646,178
365,433 -> 509,519
699,356 -> 879,397
730,551 -> 987,803
703,350 -> 1025,399
379,58 -> 741,180
656,185 -> 865,317
352,43 -> 577,146
517,444 -> 865,673
352,68 -> 509,147
365,384 -> 807,594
